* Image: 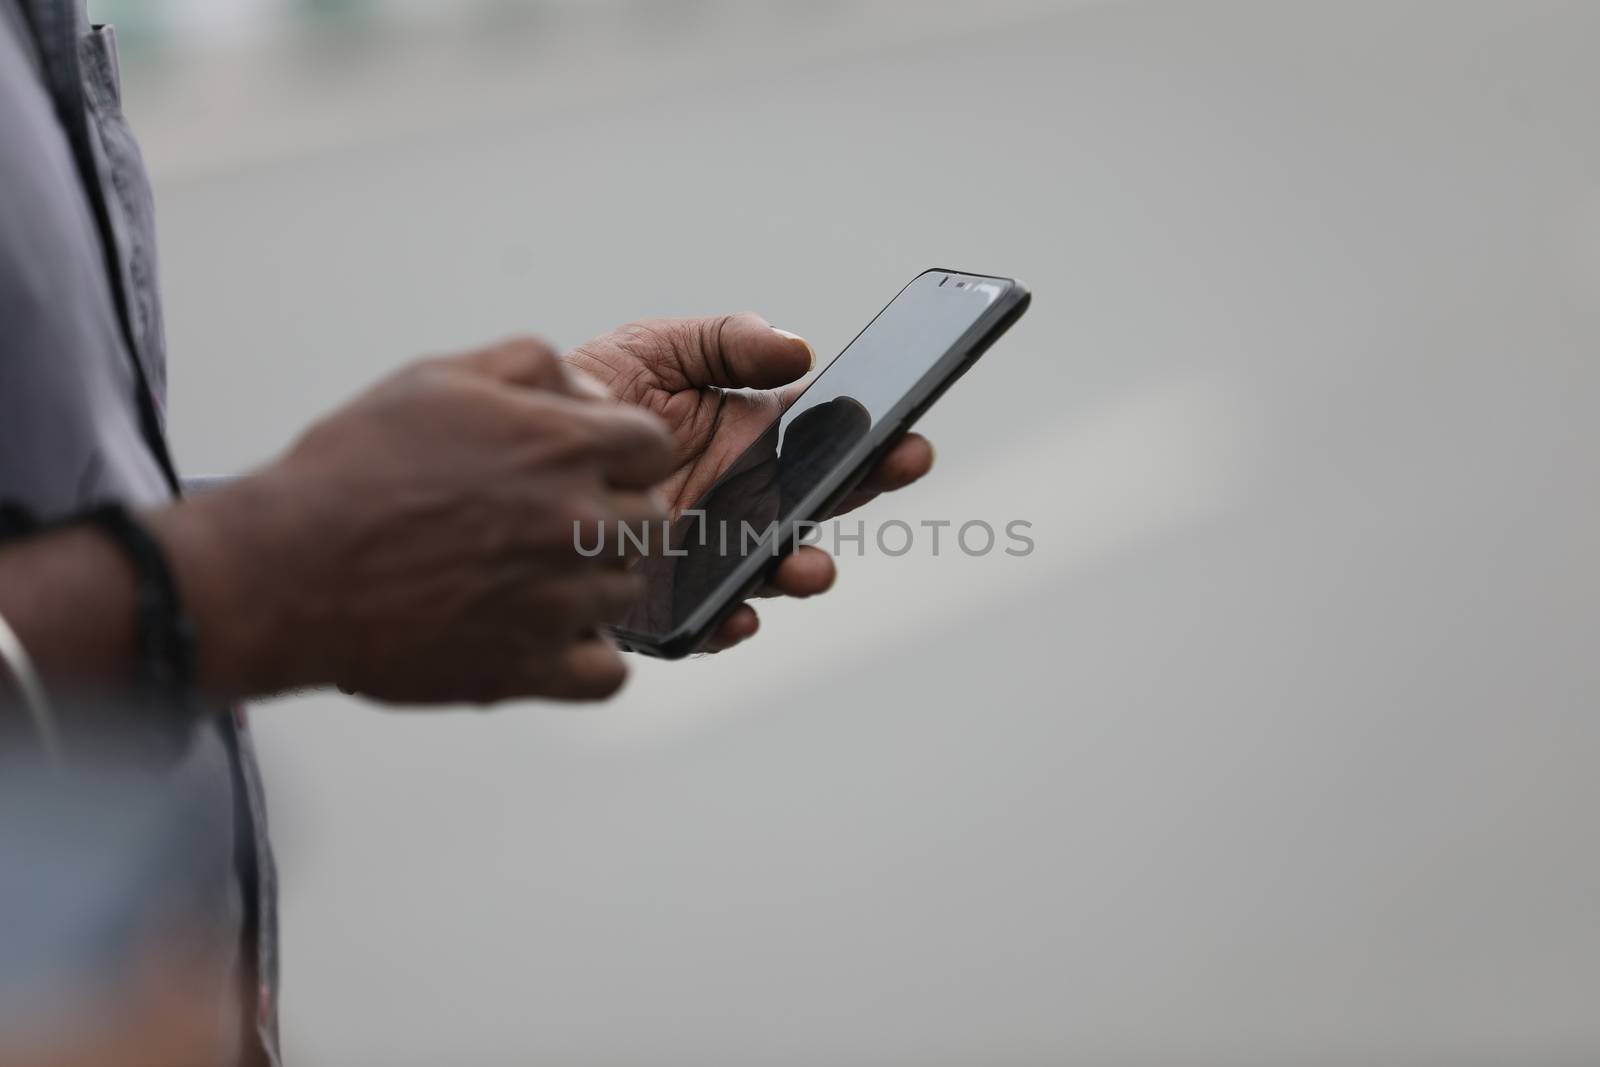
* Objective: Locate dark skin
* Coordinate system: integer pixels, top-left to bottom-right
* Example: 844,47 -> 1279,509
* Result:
0,316 -> 932,710
1,338 -> 670,706
566,312 -> 935,651
613,394 -> 873,642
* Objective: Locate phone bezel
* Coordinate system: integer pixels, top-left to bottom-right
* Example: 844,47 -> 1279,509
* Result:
609,267 -> 1031,658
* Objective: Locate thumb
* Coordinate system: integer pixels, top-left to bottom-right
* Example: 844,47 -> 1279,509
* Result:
675,312 -> 816,391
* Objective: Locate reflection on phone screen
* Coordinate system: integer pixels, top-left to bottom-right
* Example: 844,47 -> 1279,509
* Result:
620,272 -> 1005,639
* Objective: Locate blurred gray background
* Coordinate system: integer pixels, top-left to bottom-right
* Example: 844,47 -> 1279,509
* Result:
101,0 -> 1599,1063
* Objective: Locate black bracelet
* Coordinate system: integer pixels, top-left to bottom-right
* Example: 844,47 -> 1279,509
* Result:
0,500 -> 197,717
78,503 -> 198,715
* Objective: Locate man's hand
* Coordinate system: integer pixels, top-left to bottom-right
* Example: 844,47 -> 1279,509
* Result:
157,338 -> 673,705
565,314 -> 935,651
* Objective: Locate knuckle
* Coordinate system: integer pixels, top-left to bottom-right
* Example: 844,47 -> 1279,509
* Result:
692,315 -> 727,354
399,354 -> 454,385
501,334 -> 559,366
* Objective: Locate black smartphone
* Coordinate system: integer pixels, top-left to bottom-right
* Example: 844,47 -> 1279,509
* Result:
609,267 -> 1031,658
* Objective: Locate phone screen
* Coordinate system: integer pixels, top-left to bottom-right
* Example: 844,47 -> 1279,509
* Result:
616,270 -> 1016,644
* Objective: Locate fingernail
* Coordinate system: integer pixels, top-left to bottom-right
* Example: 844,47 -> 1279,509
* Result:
772,328 -> 816,371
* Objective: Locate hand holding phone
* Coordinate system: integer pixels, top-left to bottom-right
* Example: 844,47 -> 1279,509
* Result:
586,268 -> 1031,657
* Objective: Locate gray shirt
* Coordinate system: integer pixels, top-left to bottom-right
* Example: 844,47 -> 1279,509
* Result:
0,2 -> 277,1061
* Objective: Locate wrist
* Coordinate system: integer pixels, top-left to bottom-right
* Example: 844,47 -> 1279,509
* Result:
149,473 -> 326,700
